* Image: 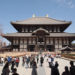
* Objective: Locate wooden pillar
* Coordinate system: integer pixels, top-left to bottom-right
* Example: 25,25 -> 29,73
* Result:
49,26 -> 52,32
50,38 -> 53,45
27,38 -> 29,51
24,38 -> 27,51
57,27 -> 60,32
54,27 -> 56,32
58,38 -> 62,49
18,38 -> 20,51
22,27 -> 24,32
55,38 -> 59,51
69,38 -> 72,47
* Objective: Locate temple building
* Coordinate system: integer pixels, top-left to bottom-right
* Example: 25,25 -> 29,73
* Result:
2,16 -> 75,52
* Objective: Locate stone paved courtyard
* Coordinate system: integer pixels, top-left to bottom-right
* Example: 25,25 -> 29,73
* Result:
0,57 -> 74,75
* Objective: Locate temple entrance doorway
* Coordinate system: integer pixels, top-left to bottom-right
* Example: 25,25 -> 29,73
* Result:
46,45 -> 55,51
38,45 -> 45,51
28,45 -> 35,51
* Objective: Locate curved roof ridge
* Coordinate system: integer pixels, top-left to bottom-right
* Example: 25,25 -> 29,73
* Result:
11,16 -> 72,25
46,17 -> 71,23
33,27 -> 49,33
15,17 -> 71,22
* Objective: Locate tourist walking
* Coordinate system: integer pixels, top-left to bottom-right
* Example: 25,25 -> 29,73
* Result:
15,57 -> 19,67
36,55 -> 39,63
62,66 -> 70,75
50,61 -> 60,75
26,56 -> 30,68
40,56 -> 44,66
7,56 -> 12,63
32,59 -> 37,75
11,59 -> 15,72
1,57 -> 4,65
30,56 -> 33,68
25,56 -> 29,68
22,57 -> 25,66
0,57 -> 4,66
1,62 -> 10,75
12,68 -> 19,75
4,57 -> 8,63
51,56 -> 54,63
0,57 -> 1,63
48,56 -> 51,67
69,61 -> 75,75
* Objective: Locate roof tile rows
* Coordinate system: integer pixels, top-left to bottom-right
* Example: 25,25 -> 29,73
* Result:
3,32 -> 75,37
11,17 -> 71,25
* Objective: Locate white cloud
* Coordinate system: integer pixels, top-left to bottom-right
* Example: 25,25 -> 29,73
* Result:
56,0 -> 75,8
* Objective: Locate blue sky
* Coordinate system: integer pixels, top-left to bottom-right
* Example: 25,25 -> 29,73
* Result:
0,0 -> 75,44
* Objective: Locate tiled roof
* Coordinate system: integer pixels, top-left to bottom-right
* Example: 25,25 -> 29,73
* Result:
50,33 -> 75,37
11,17 -> 71,25
3,33 -> 32,37
3,32 -> 75,37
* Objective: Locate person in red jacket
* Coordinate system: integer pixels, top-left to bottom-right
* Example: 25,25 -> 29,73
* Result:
15,57 -> 19,67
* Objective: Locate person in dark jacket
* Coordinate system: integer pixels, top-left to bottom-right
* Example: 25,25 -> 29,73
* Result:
62,66 -> 70,75
2,62 -> 10,75
50,61 -> 60,75
32,58 -> 37,75
12,68 -> 19,75
70,61 -> 75,75
40,56 -> 44,66
36,55 -> 39,63
11,60 -> 15,72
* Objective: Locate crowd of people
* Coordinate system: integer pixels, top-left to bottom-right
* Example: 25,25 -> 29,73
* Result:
0,56 -> 20,75
47,55 -> 75,75
0,54 -> 75,75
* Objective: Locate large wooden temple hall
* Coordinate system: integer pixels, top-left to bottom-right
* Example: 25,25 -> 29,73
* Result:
3,16 -> 75,52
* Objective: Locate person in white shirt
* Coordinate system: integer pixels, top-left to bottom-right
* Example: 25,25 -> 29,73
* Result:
48,56 -> 51,67
1,57 -> 4,65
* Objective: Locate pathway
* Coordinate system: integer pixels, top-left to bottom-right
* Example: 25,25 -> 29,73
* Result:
0,56 -> 74,75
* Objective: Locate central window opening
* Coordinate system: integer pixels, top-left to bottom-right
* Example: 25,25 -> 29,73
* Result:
38,37 -> 44,42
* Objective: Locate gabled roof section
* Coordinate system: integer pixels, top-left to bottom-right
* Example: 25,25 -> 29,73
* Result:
11,17 -> 71,25
60,46 -> 72,51
33,28 -> 49,33
32,28 -> 49,35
